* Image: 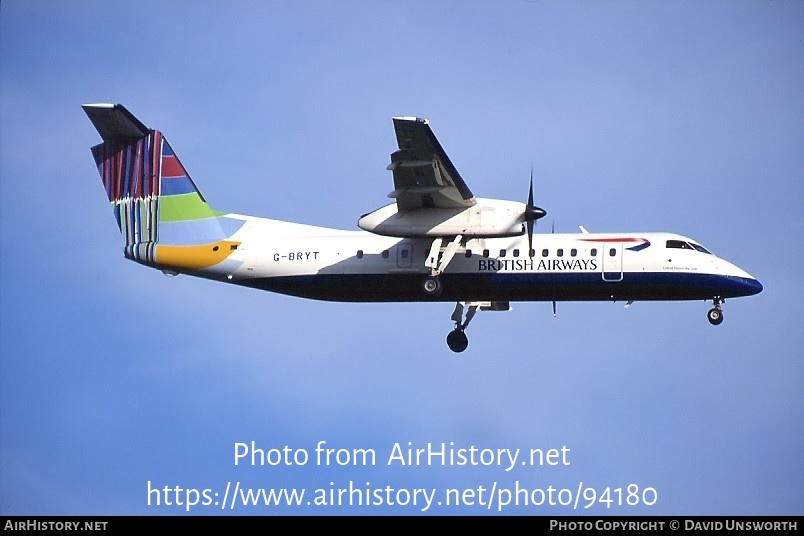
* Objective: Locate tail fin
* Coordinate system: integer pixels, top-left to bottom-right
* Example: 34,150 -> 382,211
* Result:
84,104 -> 241,270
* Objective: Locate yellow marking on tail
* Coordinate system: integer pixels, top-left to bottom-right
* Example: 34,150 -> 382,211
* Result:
155,240 -> 241,270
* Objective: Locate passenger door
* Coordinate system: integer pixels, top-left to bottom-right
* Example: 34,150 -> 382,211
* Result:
602,243 -> 623,281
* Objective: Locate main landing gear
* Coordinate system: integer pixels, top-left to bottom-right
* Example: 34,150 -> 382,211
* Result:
422,235 -> 464,297
707,297 -> 724,326
422,276 -> 442,296
447,329 -> 469,353
447,302 -> 478,352
446,301 -> 510,353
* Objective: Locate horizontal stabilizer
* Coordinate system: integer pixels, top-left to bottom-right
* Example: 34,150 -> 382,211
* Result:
82,103 -> 150,140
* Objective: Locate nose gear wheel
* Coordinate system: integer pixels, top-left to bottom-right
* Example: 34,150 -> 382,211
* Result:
707,297 -> 724,325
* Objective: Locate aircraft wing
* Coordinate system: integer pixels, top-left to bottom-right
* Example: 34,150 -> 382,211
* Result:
387,117 -> 476,211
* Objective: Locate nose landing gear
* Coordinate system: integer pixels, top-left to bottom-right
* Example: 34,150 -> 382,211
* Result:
707,297 -> 724,325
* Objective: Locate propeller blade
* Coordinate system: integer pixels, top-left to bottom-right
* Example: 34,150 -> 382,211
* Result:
524,167 -> 547,256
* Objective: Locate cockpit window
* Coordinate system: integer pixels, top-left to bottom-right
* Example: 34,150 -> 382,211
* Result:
666,239 -> 712,254
666,240 -> 694,250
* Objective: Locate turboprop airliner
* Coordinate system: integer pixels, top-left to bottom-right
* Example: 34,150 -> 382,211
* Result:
83,104 -> 762,353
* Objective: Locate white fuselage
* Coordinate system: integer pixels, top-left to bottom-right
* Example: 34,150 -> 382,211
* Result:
184,214 -> 762,304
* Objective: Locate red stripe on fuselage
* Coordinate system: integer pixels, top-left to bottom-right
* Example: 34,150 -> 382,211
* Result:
579,238 -> 643,243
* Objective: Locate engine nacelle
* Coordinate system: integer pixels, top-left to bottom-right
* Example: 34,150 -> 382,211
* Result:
357,198 -> 527,238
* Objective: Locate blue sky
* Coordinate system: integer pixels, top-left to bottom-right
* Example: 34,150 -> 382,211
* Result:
1,0 -> 801,515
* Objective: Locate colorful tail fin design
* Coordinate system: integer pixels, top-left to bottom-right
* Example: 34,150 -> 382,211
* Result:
84,104 -> 241,270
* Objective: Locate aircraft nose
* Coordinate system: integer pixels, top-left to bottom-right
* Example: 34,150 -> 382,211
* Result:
731,276 -> 763,296
745,278 -> 763,296
721,261 -> 763,296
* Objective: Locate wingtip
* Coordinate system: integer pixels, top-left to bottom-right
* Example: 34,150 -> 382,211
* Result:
83,103 -> 149,140
392,116 -> 429,124
82,103 -> 116,109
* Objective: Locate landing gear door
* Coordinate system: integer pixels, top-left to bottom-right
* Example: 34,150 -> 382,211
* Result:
396,241 -> 413,268
602,243 -> 623,282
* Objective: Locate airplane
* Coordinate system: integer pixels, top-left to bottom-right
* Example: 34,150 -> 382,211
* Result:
83,104 -> 763,353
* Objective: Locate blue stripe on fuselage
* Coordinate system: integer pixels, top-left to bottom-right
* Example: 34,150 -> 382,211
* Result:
235,271 -> 762,303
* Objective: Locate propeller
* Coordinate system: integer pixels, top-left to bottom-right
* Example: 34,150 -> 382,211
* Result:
524,169 -> 547,256
524,167 -> 550,314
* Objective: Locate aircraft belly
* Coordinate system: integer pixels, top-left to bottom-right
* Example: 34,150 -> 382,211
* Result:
235,271 -> 753,303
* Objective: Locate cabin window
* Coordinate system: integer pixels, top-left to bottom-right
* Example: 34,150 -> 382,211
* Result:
609,248 -> 616,257
483,249 -> 490,258
529,249 -> 536,258
465,249 -> 472,258
557,249 -> 563,257
542,249 -> 548,257
591,248 -> 597,257
381,250 -> 389,259
513,249 -> 520,258
499,249 -> 507,258
356,250 -> 364,259
571,248 -> 577,257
